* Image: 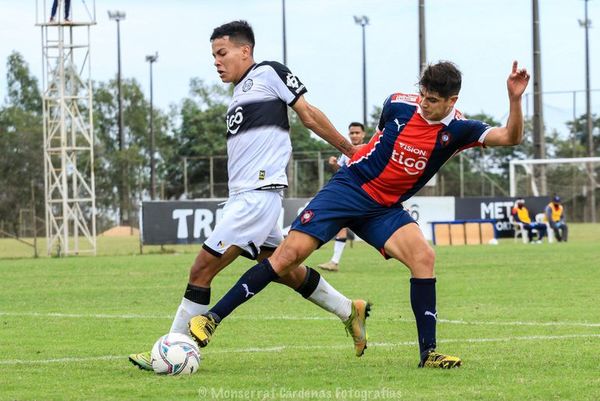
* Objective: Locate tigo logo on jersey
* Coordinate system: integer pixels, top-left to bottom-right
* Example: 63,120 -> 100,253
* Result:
392,142 -> 428,176
227,106 -> 244,134
300,210 -> 314,224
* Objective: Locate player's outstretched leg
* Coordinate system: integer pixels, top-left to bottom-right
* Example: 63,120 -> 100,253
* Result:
128,351 -> 153,371
189,258 -> 279,346
343,299 -> 372,356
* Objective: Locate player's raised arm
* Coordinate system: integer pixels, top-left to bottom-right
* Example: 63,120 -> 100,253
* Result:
292,96 -> 356,158
483,61 -> 530,147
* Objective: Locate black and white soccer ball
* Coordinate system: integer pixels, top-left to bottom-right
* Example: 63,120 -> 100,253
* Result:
151,333 -> 200,375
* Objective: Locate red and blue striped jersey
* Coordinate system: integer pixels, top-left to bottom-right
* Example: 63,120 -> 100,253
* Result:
346,93 -> 492,207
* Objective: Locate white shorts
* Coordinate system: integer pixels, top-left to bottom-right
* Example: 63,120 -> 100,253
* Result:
203,190 -> 283,259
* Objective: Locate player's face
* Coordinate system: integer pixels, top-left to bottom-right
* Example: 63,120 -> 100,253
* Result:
419,88 -> 458,121
211,36 -> 252,84
348,126 -> 365,145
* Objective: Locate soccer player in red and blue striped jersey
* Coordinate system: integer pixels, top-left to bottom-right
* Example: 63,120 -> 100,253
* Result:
190,60 -> 530,369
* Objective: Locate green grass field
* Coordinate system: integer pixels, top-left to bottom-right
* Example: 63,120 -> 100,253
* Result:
1,225 -> 599,401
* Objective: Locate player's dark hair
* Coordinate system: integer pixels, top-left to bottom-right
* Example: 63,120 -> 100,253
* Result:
419,61 -> 462,98
210,20 -> 255,50
348,122 -> 365,130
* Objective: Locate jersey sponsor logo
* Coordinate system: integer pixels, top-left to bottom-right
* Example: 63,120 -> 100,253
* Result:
227,106 -> 244,135
300,209 -> 314,224
391,142 -> 429,176
390,93 -> 419,103
258,170 -> 266,180
285,73 -> 305,94
242,79 -> 253,92
394,119 -> 405,132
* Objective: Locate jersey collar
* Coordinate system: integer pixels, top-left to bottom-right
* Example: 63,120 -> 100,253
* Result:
236,63 -> 257,86
417,106 -> 456,126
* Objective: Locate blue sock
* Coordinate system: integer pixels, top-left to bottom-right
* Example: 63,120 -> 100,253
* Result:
410,277 -> 437,357
208,259 -> 279,321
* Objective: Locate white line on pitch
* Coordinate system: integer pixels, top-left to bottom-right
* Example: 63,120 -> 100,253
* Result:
1,311 -> 600,328
1,333 -> 599,366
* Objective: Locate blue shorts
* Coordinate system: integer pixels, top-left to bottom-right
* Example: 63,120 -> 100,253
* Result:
290,170 -> 415,258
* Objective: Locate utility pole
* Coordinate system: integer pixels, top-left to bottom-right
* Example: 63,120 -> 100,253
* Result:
282,0 -> 287,65
579,0 -> 596,222
419,0 -> 427,74
532,0 -> 547,194
146,52 -> 158,200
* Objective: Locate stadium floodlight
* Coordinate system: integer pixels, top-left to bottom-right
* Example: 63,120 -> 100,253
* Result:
145,52 -> 158,200
354,15 -> 369,126
107,10 -> 126,21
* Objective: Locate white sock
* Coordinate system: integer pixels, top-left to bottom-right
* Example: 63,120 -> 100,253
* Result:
307,276 -> 352,321
169,298 -> 209,334
331,240 -> 346,264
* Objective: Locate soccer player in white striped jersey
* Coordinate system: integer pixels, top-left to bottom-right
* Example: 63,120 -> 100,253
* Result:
129,20 -> 370,370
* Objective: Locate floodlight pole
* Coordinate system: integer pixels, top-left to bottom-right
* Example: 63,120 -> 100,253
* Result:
146,52 -> 158,200
108,10 -> 127,223
354,15 -> 369,126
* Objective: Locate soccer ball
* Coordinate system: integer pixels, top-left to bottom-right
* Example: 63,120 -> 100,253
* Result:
151,333 -> 200,375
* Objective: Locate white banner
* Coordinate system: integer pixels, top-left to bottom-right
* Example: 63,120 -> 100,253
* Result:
403,196 -> 456,240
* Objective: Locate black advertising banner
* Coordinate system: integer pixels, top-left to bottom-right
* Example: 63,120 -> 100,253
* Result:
454,196 -> 550,238
140,199 -> 312,245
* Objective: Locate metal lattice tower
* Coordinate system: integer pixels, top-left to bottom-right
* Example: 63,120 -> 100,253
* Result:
37,1 -> 97,256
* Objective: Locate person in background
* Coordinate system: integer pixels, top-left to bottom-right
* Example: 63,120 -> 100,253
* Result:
545,195 -> 568,242
511,198 -> 547,243
50,0 -> 71,23
318,122 -> 366,272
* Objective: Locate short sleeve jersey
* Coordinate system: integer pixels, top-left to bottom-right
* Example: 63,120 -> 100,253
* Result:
346,93 -> 492,206
226,61 -> 307,195
337,153 -> 350,168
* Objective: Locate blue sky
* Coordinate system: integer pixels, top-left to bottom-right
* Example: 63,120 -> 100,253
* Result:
1,0 -> 599,138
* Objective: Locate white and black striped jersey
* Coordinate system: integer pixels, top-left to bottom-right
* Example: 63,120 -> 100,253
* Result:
225,61 -> 307,195
337,153 -> 350,168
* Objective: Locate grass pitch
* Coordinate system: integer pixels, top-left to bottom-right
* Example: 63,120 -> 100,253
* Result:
0,225 -> 599,401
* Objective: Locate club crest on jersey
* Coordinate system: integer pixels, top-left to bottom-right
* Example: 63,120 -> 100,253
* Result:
242,79 -> 253,92
227,106 -> 244,135
439,131 -> 452,147
300,210 -> 314,224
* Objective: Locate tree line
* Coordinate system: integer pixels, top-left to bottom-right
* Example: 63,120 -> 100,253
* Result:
0,51 -> 598,235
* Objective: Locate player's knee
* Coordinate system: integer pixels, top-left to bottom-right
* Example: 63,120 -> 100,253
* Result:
414,245 -> 435,275
188,259 -> 216,285
271,244 -> 303,271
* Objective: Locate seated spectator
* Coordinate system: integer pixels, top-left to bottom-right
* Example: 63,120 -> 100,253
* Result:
545,195 -> 568,242
511,198 -> 547,243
